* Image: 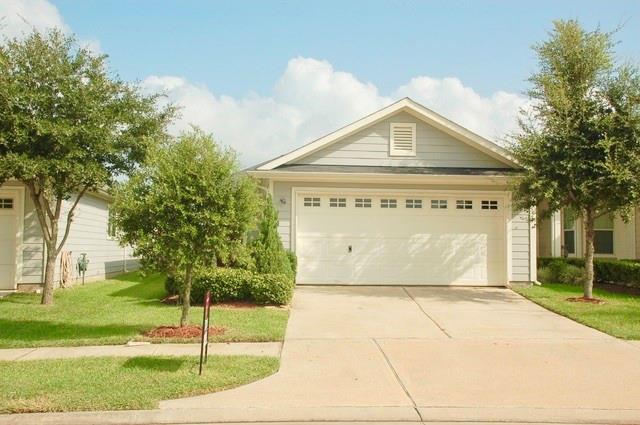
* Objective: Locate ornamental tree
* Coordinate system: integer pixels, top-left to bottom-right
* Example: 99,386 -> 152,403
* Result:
0,29 -> 173,304
250,196 -> 293,277
510,20 -> 640,298
112,130 -> 261,326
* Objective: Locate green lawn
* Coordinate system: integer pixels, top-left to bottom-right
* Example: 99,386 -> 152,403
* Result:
0,272 -> 289,348
514,283 -> 640,339
0,355 -> 278,413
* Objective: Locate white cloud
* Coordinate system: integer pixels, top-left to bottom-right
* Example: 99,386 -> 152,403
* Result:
0,0 -> 68,39
144,57 -> 529,166
394,76 -> 527,142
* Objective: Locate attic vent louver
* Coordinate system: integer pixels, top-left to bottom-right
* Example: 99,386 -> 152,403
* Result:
389,123 -> 416,156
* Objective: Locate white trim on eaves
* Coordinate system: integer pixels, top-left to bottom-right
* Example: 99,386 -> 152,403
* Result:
256,98 -> 520,171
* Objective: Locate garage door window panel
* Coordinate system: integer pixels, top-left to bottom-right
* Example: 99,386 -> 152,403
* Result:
355,198 -> 372,208
0,199 -> 13,209
456,200 -> 473,210
329,197 -> 346,208
405,199 -> 422,209
380,199 -> 397,209
430,199 -> 447,209
303,197 -> 321,207
481,200 -> 498,210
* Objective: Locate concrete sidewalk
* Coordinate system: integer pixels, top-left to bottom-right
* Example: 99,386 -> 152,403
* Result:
0,342 -> 281,361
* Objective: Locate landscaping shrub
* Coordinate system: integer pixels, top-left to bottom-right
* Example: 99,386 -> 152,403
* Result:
537,257 -> 640,288
594,259 -> 640,288
558,264 -> 587,285
251,197 -> 293,279
536,267 -> 554,284
285,250 -> 297,278
191,268 -> 253,303
248,273 -> 295,305
188,267 -> 295,305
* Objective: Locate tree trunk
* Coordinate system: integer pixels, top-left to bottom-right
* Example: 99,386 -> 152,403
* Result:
41,245 -> 57,305
583,208 -> 596,299
180,264 -> 194,327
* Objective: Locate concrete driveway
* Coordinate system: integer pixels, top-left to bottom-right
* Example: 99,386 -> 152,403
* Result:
161,286 -> 640,423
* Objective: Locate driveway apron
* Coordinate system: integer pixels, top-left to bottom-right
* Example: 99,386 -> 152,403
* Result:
160,285 -> 640,422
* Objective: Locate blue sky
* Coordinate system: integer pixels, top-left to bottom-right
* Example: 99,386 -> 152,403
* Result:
2,1 -> 640,164
53,0 -> 640,98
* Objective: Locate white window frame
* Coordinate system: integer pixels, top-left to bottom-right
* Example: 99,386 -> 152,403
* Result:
594,214 -> 614,256
562,210 -> 577,257
389,122 -> 417,157
107,207 -> 117,240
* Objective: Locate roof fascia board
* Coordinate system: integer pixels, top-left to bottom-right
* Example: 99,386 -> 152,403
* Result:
248,170 -> 516,186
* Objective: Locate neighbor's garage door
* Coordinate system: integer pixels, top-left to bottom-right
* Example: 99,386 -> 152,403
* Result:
295,192 -> 507,286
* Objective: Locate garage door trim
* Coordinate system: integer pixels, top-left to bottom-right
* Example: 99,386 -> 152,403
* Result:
0,186 -> 25,290
291,186 -> 512,284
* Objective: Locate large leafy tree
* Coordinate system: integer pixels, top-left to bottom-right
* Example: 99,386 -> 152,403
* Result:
0,29 -> 173,304
112,130 -> 261,327
510,20 -> 640,298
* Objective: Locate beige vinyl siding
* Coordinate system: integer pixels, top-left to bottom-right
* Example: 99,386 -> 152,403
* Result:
511,210 -> 532,282
272,180 -> 509,251
52,193 -> 138,284
293,111 -> 509,169
5,182 -> 138,287
21,193 -> 45,284
536,215 -> 552,258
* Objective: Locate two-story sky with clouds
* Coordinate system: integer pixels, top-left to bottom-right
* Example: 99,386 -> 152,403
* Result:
2,0 -> 639,166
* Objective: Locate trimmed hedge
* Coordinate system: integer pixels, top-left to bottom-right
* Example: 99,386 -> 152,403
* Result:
166,267 -> 294,305
538,257 -> 640,288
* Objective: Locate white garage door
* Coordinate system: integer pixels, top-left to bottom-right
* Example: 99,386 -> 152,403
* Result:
0,191 -> 18,290
295,192 -> 507,286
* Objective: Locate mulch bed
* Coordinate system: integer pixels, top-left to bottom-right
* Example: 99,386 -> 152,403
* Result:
143,325 -> 227,339
566,296 -> 606,305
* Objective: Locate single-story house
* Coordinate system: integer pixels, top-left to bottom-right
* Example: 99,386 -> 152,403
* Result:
248,98 -> 536,286
0,181 -> 137,292
537,207 -> 640,260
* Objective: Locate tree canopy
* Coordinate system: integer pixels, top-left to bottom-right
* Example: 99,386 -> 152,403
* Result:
112,129 -> 261,326
0,29 -> 174,304
510,20 -> 640,298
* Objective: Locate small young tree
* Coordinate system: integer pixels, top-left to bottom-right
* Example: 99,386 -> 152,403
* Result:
510,20 -> 640,298
113,130 -> 260,326
251,197 -> 293,277
0,29 -> 173,304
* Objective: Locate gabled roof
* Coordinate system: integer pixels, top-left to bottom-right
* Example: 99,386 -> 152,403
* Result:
255,97 -> 519,171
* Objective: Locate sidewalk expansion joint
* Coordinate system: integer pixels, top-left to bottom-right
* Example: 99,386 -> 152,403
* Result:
402,286 -> 452,339
372,338 -> 423,422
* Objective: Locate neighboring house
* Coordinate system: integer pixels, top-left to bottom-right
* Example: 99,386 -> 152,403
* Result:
537,207 -> 640,260
0,181 -> 137,292
248,98 -> 535,286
